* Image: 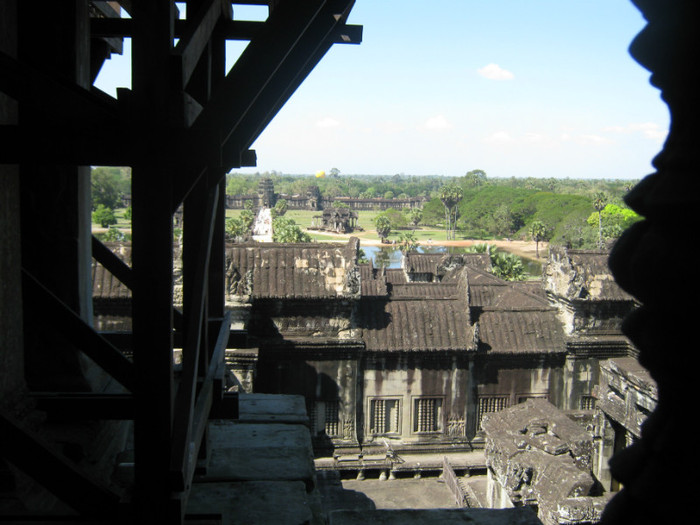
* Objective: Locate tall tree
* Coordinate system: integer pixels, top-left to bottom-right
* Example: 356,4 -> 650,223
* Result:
593,192 -> 607,248
374,215 -> 391,243
464,169 -> 487,188
440,184 -> 463,240
398,231 -> 419,254
528,220 -> 547,258
408,208 -> 423,229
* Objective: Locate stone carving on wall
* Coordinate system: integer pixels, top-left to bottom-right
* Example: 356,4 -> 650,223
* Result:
447,415 -> 466,437
343,416 -> 354,440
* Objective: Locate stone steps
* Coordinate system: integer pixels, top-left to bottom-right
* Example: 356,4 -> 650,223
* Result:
187,394 -> 324,525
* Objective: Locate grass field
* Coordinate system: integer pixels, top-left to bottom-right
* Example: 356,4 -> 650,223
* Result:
95,207 -> 542,267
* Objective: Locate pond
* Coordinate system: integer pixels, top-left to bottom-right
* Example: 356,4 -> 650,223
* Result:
361,245 -> 460,269
360,244 -> 542,277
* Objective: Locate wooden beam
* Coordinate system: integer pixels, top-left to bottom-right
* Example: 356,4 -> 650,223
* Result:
224,0 -> 356,161
172,0 -> 226,88
172,312 -> 232,492
0,123 -> 131,166
130,1 -> 177,521
0,49 -> 121,127
190,0 -> 325,148
91,17 -> 362,44
171,183 -> 219,491
92,236 -> 133,288
22,269 -> 136,392
92,236 -> 185,330
30,392 -> 135,421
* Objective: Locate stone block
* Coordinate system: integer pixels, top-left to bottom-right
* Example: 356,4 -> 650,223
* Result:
329,508 -> 543,524
201,422 -> 315,488
187,481 -> 314,525
237,393 -> 308,424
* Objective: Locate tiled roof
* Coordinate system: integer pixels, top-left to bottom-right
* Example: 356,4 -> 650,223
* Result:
92,243 -> 132,301
92,260 -> 131,300
390,282 -> 461,299
384,268 -> 408,284
477,309 -> 566,354
358,297 -> 474,352
403,252 -> 491,277
403,253 -> 444,274
227,238 -> 360,299
359,263 -> 388,297
469,282 -> 550,310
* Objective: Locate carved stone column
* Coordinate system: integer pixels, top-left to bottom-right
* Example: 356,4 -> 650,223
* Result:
605,1 -> 700,523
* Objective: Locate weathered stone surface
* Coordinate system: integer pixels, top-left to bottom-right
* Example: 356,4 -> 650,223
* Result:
237,393 -> 309,424
482,399 -> 608,524
203,421 -> 315,487
187,481 -> 314,525
328,507 -> 543,525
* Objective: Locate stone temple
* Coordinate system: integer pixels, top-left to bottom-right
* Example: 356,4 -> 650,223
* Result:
90,239 -> 654,522
1,1 -> 696,524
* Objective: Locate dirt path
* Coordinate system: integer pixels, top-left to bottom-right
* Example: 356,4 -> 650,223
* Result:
309,230 -> 547,261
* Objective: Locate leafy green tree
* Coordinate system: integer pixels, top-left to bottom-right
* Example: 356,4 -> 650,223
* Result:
376,208 -> 407,230
592,192 -> 607,248
92,204 -> 117,228
374,215 -> 391,243
491,204 -> 514,237
465,243 -> 492,254
97,226 -> 128,242
240,208 -> 256,231
225,217 -> 249,241
463,169 -> 487,188
398,231 -> 419,254
408,208 -> 423,229
440,184 -> 463,240
272,216 -> 311,243
270,198 -> 288,219
91,167 -> 130,210
357,248 -> 370,265
490,251 -> 526,281
528,220 -> 547,258
586,203 -> 641,244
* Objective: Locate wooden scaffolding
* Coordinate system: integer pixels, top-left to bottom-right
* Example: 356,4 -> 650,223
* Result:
0,0 -> 360,522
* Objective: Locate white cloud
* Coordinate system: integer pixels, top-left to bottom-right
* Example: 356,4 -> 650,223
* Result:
577,134 -> 614,145
477,63 -> 515,80
424,114 -> 452,130
316,117 -> 340,128
605,122 -> 667,142
484,131 -> 513,143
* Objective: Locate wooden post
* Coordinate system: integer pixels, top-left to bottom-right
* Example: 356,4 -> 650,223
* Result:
131,1 -> 176,521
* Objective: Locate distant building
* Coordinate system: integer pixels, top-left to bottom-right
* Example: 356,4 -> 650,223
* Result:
310,207 -> 359,233
91,242 -> 641,470
225,179 -> 426,211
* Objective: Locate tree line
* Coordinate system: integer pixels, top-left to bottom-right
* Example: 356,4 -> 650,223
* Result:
91,167 -> 642,250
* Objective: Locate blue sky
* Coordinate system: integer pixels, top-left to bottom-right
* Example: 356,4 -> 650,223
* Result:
94,1 -> 667,180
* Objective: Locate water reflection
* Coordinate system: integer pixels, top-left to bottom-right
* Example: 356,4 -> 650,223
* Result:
362,245 -> 446,269
360,244 -> 542,277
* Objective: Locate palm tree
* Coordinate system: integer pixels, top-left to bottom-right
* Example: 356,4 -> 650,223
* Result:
593,192 -> 607,248
398,231 -> 419,254
490,251 -> 526,281
528,220 -> 546,258
440,184 -> 463,240
374,215 -> 391,243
